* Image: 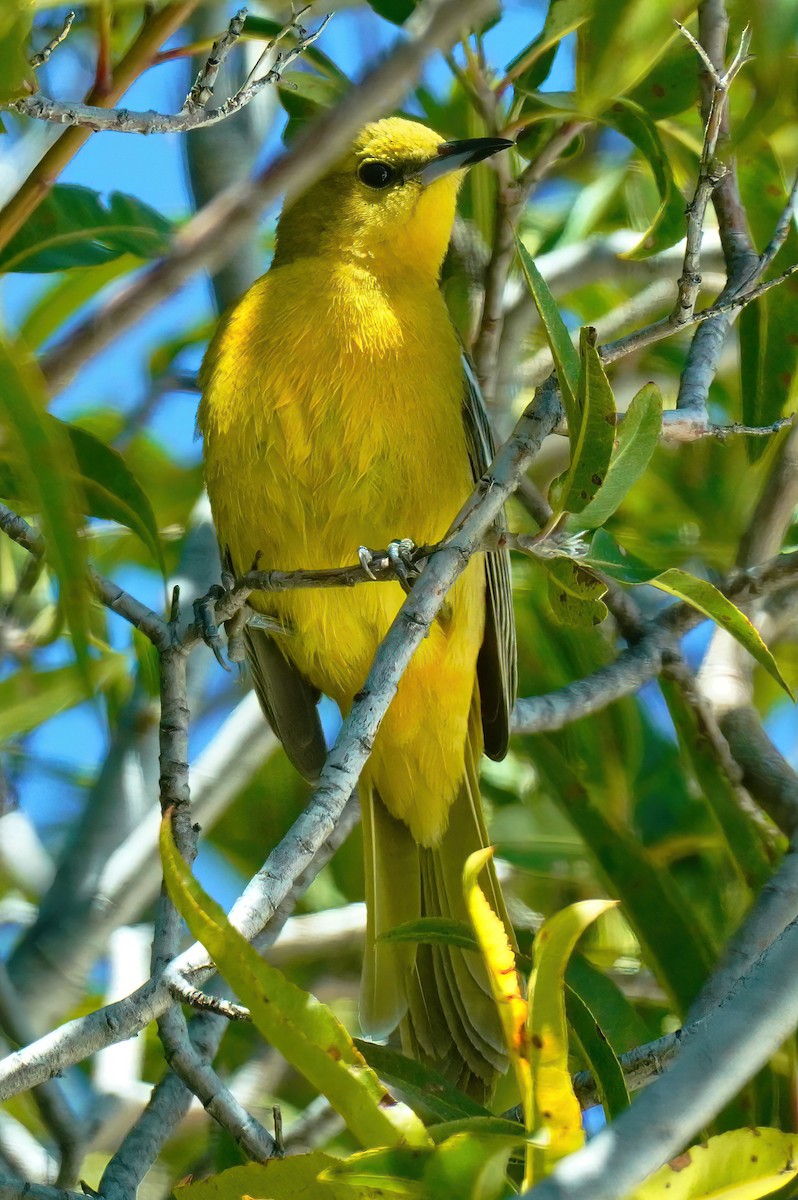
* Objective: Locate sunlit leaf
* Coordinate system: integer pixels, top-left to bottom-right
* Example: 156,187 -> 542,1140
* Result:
0,2 -> 32,102
526,900 -> 616,1183
278,70 -> 347,142
630,1128 -> 798,1199
175,1154 -> 339,1200
649,570 -> 792,699
160,818 -> 431,1151
463,848 -> 531,1125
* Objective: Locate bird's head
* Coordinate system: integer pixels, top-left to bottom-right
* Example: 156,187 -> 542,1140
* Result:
274,117 -> 512,278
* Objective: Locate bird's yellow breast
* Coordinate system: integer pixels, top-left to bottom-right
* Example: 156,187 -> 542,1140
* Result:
200,256 -> 485,843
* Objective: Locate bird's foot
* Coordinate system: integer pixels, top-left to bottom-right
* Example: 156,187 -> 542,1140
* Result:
193,583 -> 231,670
357,539 -> 422,593
388,537 -> 421,594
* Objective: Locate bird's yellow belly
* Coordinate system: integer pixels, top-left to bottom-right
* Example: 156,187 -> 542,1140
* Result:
200,264 -> 485,843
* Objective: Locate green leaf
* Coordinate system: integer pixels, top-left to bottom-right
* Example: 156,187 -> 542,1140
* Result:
365,0 -> 416,24
585,529 -> 658,584
0,653 -> 127,742
0,338 -> 91,677
565,954 -> 652,1055
505,0 -> 593,92
555,328 -> 617,516
516,238 -> 580,426
659,675 -> 772,897
739,284 -> 798,447
20,256 -> 141,349
626,36 -> 701,119
604,99 -> 688,260
278,71 -> 347,142
542,557 -> 608,628
0,186 -> 172,273
630,1128 -> 798,1199
529,738 -> 716,1014
427,1117 -> 528,1144
174,1154 -> 340,1200
64,421 -> 165,574
379,917 -> 479,952
353,1041 -> 491,1124
160,819 -> 431,1151
564,983 -> 629,1120
422,1131 -> 521,1200
0,418 -> 165,573
649,569 -> 792,699
322,1145 -> 429,1196
570,382 -> 663,530
576,3 -> 697,115
0,2 -> 32,102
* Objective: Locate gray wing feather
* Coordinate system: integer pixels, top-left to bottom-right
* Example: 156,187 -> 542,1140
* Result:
221,546 -> 327,782
460,355 -> 517,760
244,626 -> 328,783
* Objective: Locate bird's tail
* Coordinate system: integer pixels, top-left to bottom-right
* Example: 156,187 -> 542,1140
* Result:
359,691 -> 511,1101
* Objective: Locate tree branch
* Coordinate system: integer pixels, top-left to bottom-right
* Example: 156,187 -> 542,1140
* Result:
6,10 -> 331,136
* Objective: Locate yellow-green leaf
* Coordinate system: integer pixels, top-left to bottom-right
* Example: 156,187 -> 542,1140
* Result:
649,569 -> 793,699
175,1154 -> 339,1200
526,899 -> 617,1185
463,849 -> 531,1125
630,1128 -> 798,1200
160,819 -> 431,1151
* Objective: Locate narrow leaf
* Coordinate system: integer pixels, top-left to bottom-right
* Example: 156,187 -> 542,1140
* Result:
65,421 -> 165,574
650,569 -> 792,698
463,848 -> 531,1127
564,984 -> 629,1120
572,383 -> 663,530
0,338 -> 91,677
354,1041 -> 490,1123
556,327 -> 617,516
160,819 -> 431,1151
526,900 -> 616,1183
379,917 -> 479,952
516,239 -> 580,427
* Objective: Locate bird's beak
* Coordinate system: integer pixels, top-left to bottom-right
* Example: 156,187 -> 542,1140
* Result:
408,136 -> 514,186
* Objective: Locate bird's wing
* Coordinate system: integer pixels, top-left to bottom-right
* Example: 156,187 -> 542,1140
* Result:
223,547 -> 328,783
244,626 -> 328,783
460,355 -> 517,760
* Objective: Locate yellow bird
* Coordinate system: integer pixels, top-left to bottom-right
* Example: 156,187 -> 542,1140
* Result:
199,117 -> 516,1097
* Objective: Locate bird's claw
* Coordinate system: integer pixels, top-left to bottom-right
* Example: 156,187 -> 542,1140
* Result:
194,583 -> 231,671
357,545 -> 378,580
388,537 -> 420,594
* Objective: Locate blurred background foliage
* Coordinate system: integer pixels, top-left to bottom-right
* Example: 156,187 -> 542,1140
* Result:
0,0 -> 797,1194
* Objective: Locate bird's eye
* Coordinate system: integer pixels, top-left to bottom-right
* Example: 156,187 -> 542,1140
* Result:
357,160 -> 398,190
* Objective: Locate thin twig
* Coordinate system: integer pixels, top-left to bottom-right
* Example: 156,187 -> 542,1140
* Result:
7,14 -> 330,136
670,21 -> 752,323
182,7 -> 248,113
29,12 -> 75,69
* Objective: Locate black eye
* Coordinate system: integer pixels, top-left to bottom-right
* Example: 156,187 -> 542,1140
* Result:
357,160 -> 398,190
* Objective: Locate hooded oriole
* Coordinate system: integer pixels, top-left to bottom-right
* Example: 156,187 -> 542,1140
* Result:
199,117 -> 516,1097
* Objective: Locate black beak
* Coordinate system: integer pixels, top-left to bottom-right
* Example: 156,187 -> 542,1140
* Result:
409,136 -> 514,185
